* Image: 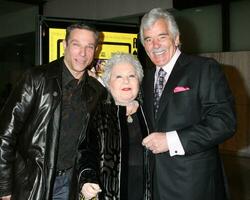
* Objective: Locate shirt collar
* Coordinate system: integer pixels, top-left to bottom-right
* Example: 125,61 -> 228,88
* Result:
62,61 -> 76,88
62,61 -> 86,88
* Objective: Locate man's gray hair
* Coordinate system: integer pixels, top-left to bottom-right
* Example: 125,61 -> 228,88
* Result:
102,53 -> 144,87
140,8 -> 180,46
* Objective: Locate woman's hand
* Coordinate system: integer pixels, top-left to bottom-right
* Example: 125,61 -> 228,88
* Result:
0,195 -> 11,200
81,183 -> 101,200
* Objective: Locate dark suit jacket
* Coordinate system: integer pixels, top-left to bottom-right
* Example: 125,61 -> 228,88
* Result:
142,53 -> 236,200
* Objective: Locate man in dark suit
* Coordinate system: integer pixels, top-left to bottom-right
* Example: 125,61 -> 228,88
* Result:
141,8 -> 236,200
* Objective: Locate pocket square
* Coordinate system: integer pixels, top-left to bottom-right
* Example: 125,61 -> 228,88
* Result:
173,86 -> 190,93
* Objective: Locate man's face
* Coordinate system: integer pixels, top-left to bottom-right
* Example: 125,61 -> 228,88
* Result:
63,28 -> 96,78
143,18 -> 179,67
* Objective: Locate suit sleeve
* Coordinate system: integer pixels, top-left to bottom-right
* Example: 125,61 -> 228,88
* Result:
177,58 -> 236,155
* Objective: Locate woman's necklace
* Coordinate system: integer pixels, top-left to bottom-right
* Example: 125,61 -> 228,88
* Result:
127,114 -> 133,123
118,100 -> 138,124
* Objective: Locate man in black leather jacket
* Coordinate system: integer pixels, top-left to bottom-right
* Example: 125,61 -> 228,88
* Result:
0,23 -> 106,200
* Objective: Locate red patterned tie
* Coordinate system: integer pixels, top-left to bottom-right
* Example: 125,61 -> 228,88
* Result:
154,68 -> 167,116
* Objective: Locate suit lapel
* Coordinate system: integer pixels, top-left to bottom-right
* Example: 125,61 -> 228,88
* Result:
156,53 -> 189,120
143,67 -> 156,127
148,69 -> 156,123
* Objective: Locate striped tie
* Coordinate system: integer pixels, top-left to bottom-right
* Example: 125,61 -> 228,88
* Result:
154,68 -> 167,115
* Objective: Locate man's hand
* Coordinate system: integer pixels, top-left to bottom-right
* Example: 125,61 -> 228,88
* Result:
0,195 -> 11,200
142,132 -> 169,154
81,183 -> 101,200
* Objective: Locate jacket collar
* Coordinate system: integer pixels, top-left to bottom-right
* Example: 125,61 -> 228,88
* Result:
155,53 -> 192,119
45,57 -> 64,80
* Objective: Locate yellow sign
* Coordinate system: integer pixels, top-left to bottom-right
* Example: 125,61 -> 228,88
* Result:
48,28 -> 138,62
49,28 -> 66,62
48,28 -> 138,77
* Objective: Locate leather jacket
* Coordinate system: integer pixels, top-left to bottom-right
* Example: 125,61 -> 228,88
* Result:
0,57 -> 107,200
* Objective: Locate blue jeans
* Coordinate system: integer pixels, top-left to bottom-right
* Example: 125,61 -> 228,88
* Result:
52,170 -> 72,200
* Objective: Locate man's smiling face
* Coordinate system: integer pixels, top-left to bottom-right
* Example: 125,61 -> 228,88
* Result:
143,18 -> 179,67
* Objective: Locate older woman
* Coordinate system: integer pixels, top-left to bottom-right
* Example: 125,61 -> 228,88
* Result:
81,53 -> 151,200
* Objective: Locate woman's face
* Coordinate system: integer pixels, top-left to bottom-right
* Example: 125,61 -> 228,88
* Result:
109,62 -> 139,105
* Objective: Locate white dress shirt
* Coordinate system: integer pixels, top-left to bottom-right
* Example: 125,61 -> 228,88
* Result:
155,48 -> 185,156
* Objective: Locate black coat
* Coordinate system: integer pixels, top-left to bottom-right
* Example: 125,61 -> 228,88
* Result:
87,96 -> 152,200
142,53 -> 236,200
0,57 -> 106,200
